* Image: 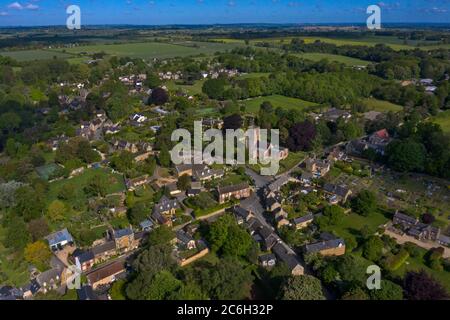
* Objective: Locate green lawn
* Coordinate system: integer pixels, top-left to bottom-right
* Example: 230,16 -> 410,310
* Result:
242,95 -> 318,114
47,168 -> 126,203
363,98 -> 403,113
166,79 -> 206,95
0,49 -> 74,61
321,211 -> 389,244
431,110 -> 450,133
296,53 -> 370,66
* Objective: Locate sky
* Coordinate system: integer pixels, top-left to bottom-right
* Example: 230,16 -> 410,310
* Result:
0,0 -> 449,27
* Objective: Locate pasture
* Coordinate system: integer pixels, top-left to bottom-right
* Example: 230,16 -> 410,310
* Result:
53,41 -> 245,60
363,98 -> 403,112
0,49 -> 74,61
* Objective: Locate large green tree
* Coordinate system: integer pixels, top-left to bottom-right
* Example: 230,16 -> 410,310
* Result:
279,275 -> 326,300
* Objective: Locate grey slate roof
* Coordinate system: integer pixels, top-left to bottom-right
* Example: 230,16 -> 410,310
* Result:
45,228 -> 74,247
305,239 -> 346,254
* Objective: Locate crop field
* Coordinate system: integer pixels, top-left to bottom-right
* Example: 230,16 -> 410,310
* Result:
0,49 -> 75,61
363,98 -> 403,112
295,53 -> 371,66
52,41 -> 245,60
241,94 -> 318,114
431,110 -> 450,133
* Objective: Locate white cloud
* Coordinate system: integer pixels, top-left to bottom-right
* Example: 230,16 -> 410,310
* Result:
8,2 -> 24,10
25,3 -> 39,10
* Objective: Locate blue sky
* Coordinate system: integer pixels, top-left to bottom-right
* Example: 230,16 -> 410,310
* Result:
0,0 -> 448,26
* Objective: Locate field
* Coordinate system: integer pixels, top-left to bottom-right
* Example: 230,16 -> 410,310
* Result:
53,41 -> 245,60
166,79 -> 206,96
0,49 -> 75,61
214,36 -> 450,51
363,98 -> 403,112
295,53 -> 371,66
431,110 -> 450,133
241,95 -> 318,114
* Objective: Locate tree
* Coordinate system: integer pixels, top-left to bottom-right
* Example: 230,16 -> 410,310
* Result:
221,223 -> 253,258
386,139 -> 426,172
370,280 -> 403,300
158,143 -> 171,168
145,271 -> 182,300
47,200 -> 66,222
0,181 -> 24,209
129,202 -> 149,225
223,114 -> 243,131
351,190 -> 378,216
279,275 -> 325,300
14,185 -> 45,221
177,174 -> 191,191
3,215 -> 31,250
202,78 -> 226,99
198,258 -> 254,300
84,174 -> 108,198
150,87 -> 169,105
110,280 -> 126,300
148,226 -> 175,246
145,73 -> 162,89
28,218 -> 50,241
341,286 -> 369,300
362,236 -> 384,262
126,244 -> 176,299
403,271 -> 448,300
316,205 -> 345,228
24,241 -> 52,271
287,121 -> 317,152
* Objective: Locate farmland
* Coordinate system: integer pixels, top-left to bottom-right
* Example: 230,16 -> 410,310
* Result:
214,35 -> 450,51
53,41 -> 245,60
0,49 -> 75,61
241,95 -> 318,114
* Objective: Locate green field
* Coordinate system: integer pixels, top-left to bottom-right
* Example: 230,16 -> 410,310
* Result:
363,98 -> 403,112
53,41 -> 245,60
431,110 -> 450,133
296,53 -> 371,66
242,95 -> 318,114
214,36 -> 450,51
47,168 -> 126,203
0,49 -> 75,61
166,79 -> 206,95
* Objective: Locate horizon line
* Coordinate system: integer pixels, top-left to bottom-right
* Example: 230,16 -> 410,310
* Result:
1,22 -> 450,29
